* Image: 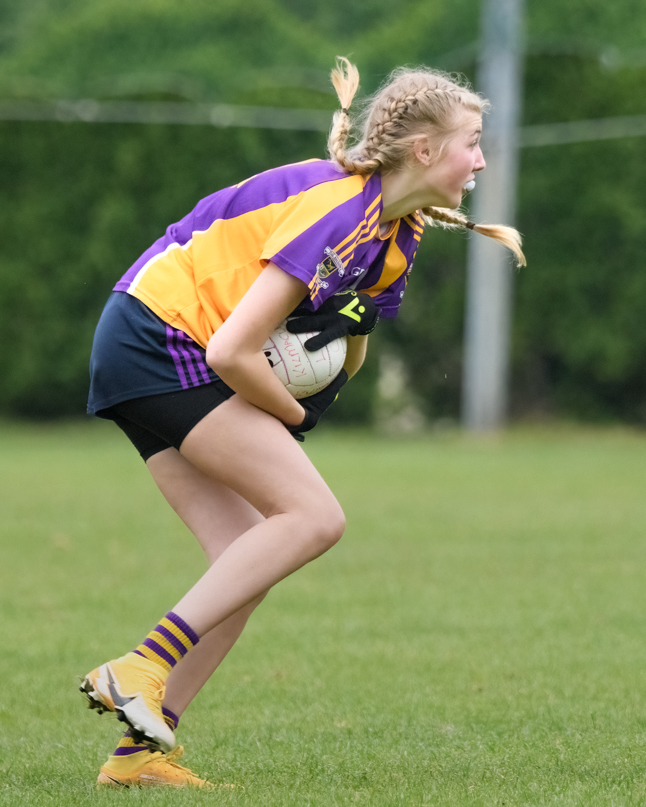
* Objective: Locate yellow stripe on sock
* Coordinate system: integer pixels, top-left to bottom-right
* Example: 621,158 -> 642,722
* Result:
159,617 -> 196,650
148,630 -> 185,663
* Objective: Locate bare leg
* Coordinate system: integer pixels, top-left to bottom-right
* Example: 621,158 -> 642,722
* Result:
123,395 -> 343,717
171,394 -> 346,636
145,448 -> 267,717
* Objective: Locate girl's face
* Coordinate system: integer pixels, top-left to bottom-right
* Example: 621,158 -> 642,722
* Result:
415,113 -> 486,209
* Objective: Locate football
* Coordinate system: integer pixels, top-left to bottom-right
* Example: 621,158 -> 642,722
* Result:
263,320 -> 347,399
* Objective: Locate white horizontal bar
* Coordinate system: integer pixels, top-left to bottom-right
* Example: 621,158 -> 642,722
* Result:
2,99 -> 646,147
520,114 -> 646,147
0,99 -> 332,131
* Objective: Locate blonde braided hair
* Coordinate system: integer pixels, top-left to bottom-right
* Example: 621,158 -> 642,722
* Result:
327,57 -> 526,267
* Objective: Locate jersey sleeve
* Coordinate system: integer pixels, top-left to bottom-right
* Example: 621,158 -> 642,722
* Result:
260,177 -> 366,309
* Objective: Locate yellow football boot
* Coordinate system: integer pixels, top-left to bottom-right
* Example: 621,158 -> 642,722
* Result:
96,746 -> 215,789
80,652 -> 175,753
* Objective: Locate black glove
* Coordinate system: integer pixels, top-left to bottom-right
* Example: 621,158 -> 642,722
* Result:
287,370 -> 348,442
286,291 -> 379,351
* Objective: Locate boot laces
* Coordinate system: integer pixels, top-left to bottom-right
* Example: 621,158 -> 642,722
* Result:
132,669 -> 166,706
160,746 -> 200,778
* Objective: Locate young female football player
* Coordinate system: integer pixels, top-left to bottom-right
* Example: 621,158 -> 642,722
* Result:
81,58 -> 524,788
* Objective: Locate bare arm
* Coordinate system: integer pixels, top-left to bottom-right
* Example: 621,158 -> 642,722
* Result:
344,334 -> 368,378
206,263 -> 307,427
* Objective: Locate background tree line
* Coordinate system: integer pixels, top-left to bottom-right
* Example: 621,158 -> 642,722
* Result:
2,0 -> 646,423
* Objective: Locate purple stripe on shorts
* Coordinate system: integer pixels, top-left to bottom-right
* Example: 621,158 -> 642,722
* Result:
177,331 -> 200,386
155,623 -> 189,657
113,745 -> 148,756
186,341 -> 212,384
166,611 -> 200,646
141,637 -> 178,668
166,325 -> 189,389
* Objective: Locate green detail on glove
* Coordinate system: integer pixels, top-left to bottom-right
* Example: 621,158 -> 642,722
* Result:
338,296 -> 363,323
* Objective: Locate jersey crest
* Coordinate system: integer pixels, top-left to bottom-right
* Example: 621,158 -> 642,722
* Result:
311,246 -> 345,297
316,246 -> 343,278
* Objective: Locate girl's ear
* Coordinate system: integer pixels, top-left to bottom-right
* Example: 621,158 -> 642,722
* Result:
412,135 -> 432,166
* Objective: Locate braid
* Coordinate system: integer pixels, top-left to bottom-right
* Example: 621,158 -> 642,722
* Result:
421,206 -> 471,229
327,57 -> 380,175
328,108 -> 357,173
364,88 -> 430,155
422,207 -> 526,267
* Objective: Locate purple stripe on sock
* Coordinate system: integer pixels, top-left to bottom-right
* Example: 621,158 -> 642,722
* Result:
166,611 -> 200,646
133,649 -> 146,659
166,325 -> 189,389
155,623 -> 189,657
162,707 -> 180,730
186,342 -> 212,384
113,745 -> 147,756
141,637 -> 178,668
177,331 -> 200,386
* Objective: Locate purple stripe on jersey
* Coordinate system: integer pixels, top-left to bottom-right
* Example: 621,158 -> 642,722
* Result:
114,161 -> 354,291
362,173 -> 382,211
113,745 -> 147,756
166,325 -> 189,389
176,331 -> 200,387
188,160 -> 351,233
155,623 -> 189,657
186,342 -> 212,384
166,611 -> 200,646
141,638 -> 177,668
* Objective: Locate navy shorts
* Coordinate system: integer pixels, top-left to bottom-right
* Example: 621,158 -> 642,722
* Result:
88,291 -> 223,415
88,292 -> 235,460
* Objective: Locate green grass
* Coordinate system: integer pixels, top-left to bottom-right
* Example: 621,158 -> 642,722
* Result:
2,420 -> 646,805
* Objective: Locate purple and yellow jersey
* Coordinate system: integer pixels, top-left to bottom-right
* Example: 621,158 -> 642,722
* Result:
114,160 -> 423,348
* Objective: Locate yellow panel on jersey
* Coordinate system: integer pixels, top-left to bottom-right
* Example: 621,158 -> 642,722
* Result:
361,221 -> 408,297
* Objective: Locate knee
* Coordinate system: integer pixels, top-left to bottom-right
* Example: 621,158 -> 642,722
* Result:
301,499 -> 346,556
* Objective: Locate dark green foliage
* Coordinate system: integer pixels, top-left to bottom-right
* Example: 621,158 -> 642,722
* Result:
514,136 -> 646,421
511,55 -> 646,421
0,0 -> 332,101
0,121 -> 325,417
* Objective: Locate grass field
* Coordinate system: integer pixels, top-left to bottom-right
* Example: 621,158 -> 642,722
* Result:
2,421 -> 646,805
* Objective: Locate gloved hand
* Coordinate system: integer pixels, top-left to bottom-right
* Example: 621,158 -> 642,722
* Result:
286,291 -> 379,351
287,369 -> 348,442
